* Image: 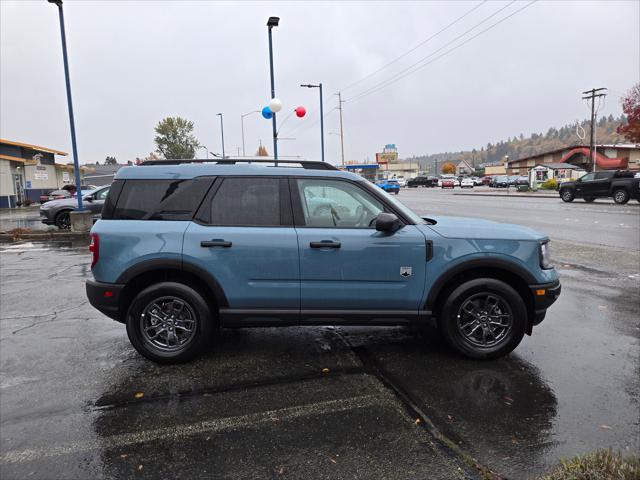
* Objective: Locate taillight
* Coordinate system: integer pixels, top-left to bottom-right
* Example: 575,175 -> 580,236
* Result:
89,233 -> 99,269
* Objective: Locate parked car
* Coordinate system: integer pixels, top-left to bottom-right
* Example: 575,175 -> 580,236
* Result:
86,158 -> 560,363
460,178 -> 474,188
44,189 -> 72,202
559,170 -> 640,204
508,176 -> 520,186
40,186 -> 110,229
491,176 -> 509,188
438,175 -> 457,187
376,179 -> 400,194
481,176 -> 492,185
472,177 -> 483,186
394,176 -> 407,187
516,176 -> 529,186
440,178 -> 455,189
407,176 -> 437,188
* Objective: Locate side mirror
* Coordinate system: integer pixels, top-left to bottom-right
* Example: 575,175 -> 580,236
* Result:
375,212 -> 401,233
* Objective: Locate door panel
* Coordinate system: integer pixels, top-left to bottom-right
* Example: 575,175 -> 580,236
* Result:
296,226 -> 427,311
183,224 -> 299,309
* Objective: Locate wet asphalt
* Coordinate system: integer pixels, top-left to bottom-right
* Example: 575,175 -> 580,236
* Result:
0,190 -> 638,479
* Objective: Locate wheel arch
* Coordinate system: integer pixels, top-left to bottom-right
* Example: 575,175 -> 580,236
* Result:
426,259 -> 537,335
116,259 -> 228,324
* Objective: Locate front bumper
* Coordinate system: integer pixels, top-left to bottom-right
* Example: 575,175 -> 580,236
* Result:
86,279 -> 124,322
529,280 -> 561,325
40,209 -> 55,225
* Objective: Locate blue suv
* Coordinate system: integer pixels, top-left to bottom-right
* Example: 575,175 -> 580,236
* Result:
87,159 -> 560,363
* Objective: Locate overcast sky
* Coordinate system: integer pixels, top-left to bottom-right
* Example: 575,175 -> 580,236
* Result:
1,1 -> 638,165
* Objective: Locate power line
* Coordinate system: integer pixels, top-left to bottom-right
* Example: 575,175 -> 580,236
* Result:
346,0 -> 535,104
342,0 -> 488,92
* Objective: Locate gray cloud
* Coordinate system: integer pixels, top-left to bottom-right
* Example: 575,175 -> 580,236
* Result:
1,0 -> 638,164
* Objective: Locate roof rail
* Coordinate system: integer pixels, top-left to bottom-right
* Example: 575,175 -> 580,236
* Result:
139,158 -> 339,170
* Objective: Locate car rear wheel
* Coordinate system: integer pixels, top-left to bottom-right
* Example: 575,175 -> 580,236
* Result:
126,282 -> 213,363
55,210 -> 71,229
613,188 -> 629,204
560,189 -> 574,202
438,278 -> 526,359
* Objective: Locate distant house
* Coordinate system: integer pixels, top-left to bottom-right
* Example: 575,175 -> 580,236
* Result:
455,159 -> 474,175
507,144 -> 639,175
481,161 -> 507,175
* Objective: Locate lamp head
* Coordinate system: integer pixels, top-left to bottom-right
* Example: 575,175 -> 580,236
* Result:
48,0 -> 63,5
267,17 -> 280,27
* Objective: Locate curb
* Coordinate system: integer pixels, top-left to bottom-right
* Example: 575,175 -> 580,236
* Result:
0,232 -> 90,242
452,192 -> 558,199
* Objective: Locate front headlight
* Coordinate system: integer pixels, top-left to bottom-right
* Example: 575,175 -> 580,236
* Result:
540,241 -> 552,269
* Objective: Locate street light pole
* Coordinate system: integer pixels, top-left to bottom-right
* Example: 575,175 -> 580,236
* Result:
48,0 -> 83,211
217,113 -> 225,158
267,17 -> 279,164
301,83 -> 325,163
241,110 -> 260,156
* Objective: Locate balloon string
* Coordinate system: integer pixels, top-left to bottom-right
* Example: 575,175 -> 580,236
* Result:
276,110 -> 295,136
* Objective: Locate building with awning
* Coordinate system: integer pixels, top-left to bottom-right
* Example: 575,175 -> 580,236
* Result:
0,139 -> 88,208
506,144 -> 639,175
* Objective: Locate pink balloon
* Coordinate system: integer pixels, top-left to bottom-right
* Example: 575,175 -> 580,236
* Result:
295,106 -> 306,118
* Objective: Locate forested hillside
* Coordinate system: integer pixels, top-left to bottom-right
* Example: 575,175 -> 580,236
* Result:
409,115 -> 628,171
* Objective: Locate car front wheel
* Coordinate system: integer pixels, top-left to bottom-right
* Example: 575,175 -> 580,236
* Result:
126,282 -> 213,363
613,188 -> 629,204
560,189 -> 574,202
438,278 -> 526,359
55,210 -> 71,229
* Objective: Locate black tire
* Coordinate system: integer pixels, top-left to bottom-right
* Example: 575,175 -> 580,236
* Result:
395,191 -> 399,195
560,189 -> 574,202
126,282 -> 214,363
584,197 -> 595,203
613,188 -> 629,205
55,210 -> 72,230
437,278 -> 527,360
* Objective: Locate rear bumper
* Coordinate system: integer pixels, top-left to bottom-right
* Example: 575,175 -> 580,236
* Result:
529,280 -> 561,325
86,279 -> 124,322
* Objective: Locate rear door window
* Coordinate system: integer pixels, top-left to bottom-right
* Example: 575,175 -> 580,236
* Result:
207,177 -> 284,226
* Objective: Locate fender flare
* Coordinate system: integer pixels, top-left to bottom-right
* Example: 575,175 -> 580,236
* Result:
116,258 -> 229,307
425,257 -> 537,311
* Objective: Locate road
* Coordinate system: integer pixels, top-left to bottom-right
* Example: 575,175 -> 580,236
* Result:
1,192 -> 639,479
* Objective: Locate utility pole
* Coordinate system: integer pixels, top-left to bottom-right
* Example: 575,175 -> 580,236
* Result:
582,87 -> 607,173
337,92 -> 345,166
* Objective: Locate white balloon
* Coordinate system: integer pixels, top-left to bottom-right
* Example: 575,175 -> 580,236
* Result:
268,98 -> 283,113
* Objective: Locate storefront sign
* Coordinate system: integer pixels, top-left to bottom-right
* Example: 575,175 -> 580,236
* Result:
34,166 -> 48,180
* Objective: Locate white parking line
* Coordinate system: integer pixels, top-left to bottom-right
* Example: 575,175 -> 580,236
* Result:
0,394 -> 384,464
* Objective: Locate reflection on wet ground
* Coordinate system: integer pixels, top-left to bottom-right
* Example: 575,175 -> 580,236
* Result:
0,242 -> 638,479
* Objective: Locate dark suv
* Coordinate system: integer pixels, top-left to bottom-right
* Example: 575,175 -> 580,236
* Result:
559,170 -> 640,204
87,159 -> 560,363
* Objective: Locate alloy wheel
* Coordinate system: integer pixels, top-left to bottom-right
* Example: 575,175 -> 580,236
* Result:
139,296 -> 198,353
456,293 -> 513,348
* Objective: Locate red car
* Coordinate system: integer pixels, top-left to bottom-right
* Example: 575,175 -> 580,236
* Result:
441,179 -> 455,189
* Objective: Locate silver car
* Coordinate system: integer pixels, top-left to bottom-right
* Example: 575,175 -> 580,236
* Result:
40,186 -> 110,229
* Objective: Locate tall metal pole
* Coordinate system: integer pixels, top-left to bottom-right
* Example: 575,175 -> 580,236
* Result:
301,84 -> 325,163
241,115 -> 246,156
49,0 -> 83,211
319,83 -> 325,163
337,92 -> 345,166
267,19 -> 279,163
217,113 -> 225,158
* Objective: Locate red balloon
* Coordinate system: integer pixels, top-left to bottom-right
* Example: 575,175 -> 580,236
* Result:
295,106 -> 306,118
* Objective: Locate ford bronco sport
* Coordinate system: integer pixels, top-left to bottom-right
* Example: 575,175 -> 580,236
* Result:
86,159 -> 560,363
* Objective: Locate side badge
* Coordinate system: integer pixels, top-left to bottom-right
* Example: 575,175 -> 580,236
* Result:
400,266 -> 412,278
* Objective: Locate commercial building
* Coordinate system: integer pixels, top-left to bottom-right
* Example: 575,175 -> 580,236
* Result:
0,138 -> 87,208
506,144 -> 640,175
375,144 -> 419,179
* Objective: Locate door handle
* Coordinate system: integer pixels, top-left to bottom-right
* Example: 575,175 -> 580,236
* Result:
201,239 -> 232,248
310,241 -> 341,249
